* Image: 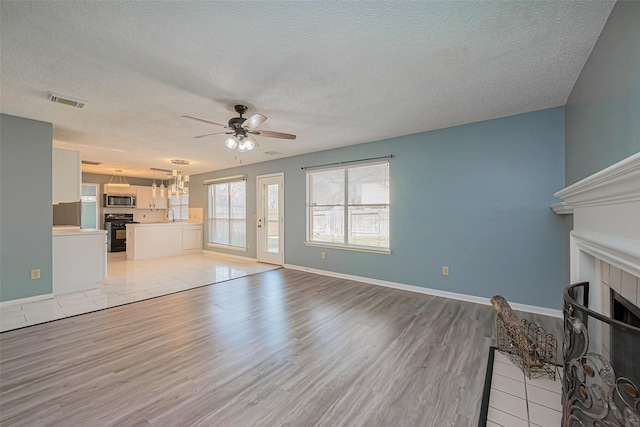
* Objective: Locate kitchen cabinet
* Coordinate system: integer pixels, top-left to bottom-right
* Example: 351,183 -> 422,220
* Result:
126,223 -> 202,260
182,224 -> 202,250
132,185 -> 167,209
53,148 -> 81,203
104,185 -> 136,196
53,228 -> 107,294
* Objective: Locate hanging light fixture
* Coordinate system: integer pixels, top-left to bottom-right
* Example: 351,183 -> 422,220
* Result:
225,132 -> 258,152
170,160 -> 190,195
107,169 -> 130,188
150,167 -> 171,197
225,135 -> 238,150
151,170 -> 157,197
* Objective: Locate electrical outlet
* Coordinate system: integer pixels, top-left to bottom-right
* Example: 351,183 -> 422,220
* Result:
442,266 -> 449,276
321,251 -> 326,259
31,269 -> 41,280
247,243 -> 251,249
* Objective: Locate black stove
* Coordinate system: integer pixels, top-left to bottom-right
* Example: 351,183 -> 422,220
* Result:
104,214 -> 138,252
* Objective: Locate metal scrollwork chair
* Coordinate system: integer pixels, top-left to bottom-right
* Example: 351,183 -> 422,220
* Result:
491,295 -> 558,380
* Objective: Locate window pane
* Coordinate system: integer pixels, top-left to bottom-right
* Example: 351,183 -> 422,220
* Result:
212,219 -> 229,245
347,205 -> 389,248
230,181 -> 245,220
168,194 -> 189,220
348,163 -> 389,205
310,206 -> 344,243
207,180 -> 246,248
307,162 -> 390,250
310,169 -> 344,206
266,184 -> 279,253
230,219 -> 246,247
214,184 -> 229,218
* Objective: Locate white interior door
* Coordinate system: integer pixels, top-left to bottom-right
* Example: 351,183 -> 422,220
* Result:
257,173 -> 284,265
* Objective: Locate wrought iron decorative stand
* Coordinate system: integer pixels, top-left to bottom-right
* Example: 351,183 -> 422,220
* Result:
563,282 -> 640,426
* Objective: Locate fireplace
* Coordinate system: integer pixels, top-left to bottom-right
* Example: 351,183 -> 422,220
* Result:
611,289 -> 640,388
553,153 -> 640,426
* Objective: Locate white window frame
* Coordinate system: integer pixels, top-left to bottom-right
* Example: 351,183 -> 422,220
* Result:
207,178 -> 247,251
305,161 -> 391,254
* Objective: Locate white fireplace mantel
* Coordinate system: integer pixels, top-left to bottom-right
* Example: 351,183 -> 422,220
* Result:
553,152 -> 640,310
554,152 -> 640,209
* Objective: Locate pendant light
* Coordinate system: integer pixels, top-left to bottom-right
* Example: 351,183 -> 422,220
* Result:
107,169 -> 130,188
150,167 -> 169,197
151,170 -> 157,198
170,160 -> 190,196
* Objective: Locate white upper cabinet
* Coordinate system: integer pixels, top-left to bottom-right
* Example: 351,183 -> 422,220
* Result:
131,185 -> 167,209
53,148 -> 81,203
135,185 -> 151,208
153,192 -> 168,209
103,185 -> 136,195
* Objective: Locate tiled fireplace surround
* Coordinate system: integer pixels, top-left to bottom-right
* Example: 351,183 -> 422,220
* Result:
598,261 -> 640,361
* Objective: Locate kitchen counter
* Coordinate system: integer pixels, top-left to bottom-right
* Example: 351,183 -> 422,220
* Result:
132,222 -> 185,226
53,227 -> 107,294
126,223 -> 203,260
53,227 -> 107,236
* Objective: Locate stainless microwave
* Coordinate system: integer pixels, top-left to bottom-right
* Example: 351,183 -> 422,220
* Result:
103,194 -> 136,208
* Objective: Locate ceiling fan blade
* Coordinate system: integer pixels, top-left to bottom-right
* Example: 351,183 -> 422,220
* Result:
194,131 -> 233,139
243,113 -> 267,130
247,134 -> 260,148
251,130 -> 297,140
182,115 -> 228,128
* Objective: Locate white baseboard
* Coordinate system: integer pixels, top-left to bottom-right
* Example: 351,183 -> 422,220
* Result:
283,264 -> 563,319
202,249 -> 258,263
0,293 -> 54,308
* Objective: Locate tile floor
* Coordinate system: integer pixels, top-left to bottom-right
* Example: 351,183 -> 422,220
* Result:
0,252 -> 279,332
487,350 -> 563,427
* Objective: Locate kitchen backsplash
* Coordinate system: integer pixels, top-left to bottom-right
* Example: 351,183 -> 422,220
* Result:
102,207 -> 168,225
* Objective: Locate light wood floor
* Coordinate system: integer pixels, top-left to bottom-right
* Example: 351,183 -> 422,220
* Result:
0,269 -> 562,426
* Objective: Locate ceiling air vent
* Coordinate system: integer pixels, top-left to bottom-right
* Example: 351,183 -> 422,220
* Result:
48,91 -> 87,108
81,160 -> 101,165
264,151 -> 282,156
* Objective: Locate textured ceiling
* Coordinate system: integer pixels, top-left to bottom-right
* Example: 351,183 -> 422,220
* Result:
0,1 -> 614,178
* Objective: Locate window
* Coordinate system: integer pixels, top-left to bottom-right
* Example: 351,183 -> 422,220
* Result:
207,179 -> 246,248
307,162 -> 389,251
168,194 -> 189,221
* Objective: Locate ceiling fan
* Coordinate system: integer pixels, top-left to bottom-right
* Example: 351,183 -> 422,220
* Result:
183,105 -> 296,152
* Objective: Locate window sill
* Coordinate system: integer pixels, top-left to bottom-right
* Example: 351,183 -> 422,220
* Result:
304,241 -> 391,254
207,243 -> 247,252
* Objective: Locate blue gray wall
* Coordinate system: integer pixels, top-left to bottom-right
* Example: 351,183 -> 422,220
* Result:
192,107 -> 566,309
565,1 -> 640,185
0,114 -> 53,302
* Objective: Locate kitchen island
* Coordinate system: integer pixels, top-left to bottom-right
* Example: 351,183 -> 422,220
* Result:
126,222 -> 203,260
53,227 -> 107,294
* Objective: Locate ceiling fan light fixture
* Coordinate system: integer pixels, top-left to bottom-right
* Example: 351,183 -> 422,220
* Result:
225,135 -> 238,149
185,104 -> 295,152
237,136 -> 255,152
